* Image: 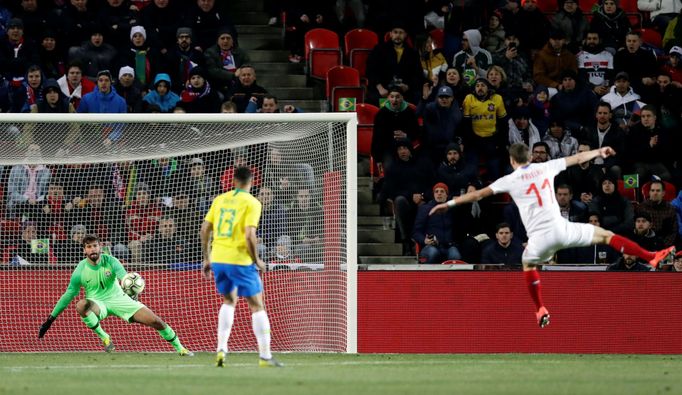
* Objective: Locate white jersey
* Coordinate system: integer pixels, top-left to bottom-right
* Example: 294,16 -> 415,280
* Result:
489,159 -> 567,237
577,50 -> 613,87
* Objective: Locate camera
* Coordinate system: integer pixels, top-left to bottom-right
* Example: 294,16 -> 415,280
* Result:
508,42 -> 517,49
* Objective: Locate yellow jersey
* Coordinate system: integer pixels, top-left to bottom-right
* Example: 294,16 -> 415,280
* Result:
462,93 -> 507,138
205,188 -> 262,265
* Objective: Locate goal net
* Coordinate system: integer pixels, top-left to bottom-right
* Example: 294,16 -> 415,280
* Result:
0,113 -> 357,353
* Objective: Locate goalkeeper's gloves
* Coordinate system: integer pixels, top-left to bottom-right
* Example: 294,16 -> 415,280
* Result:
38,315 -> 56,338
128,293 -> 139,301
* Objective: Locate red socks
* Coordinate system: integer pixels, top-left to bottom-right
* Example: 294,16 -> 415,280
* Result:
608,235 -> 655,261
524,270 -> 544,310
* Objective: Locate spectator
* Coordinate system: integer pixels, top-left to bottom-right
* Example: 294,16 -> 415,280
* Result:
118,25 -> 163,86
638,0 -> 682,35
77,70 -> 127,145
142,73 -> 180,113
531,141 -> 550,164
552,0 -> 589,53
516,0 -> 551,54
0,18 -> 39,83
452,29 -> 493,86
423,0 -> 449,30
556,142 -> 604,208
606,253 -> 654,271
370,85 -> 421,175
114,66 -> 145,113
164,27 -> 205,94
262,147 -> 315,207
67,183 -> 125,249
589,173 -> 634,235
577,29 -> 615,97
37,29 -> 65,80
418,35 -> 448,84
672,190 -> 682,247
436,142 -> 477,197
220,100 -> 237,113
56,224 -> 88,263
631,211 -> 664,252
205,26 -> 250,95
178,66 -> 222,113
663,9 -> 682,50
486,65 -> 516,111
68,26 -> 118,80
646,71 -> 682,132
283,1 -> 335,63
379,139 -> 434,256
673,251 -> 682,271
142,217 -> 188,264
557,211 -> 620,264
59,0 -> 98,49
256,186 -> 288,260
11,64 -> 45,113
225,65 -> 268,113
492,31 -> 533,94
164,192 -> 201,259
220,147 -> 262,192
550,69 -> 600,134
601,71 -> 643,133
508,107 -> 542,148
638,180 -> 679,246
97,0 -> 139,50
269,235 -> 302,267
582,102 -> 624,176
480,222 -> 524,269
528,84 -> 551,134
365,20 -> 423,104
416,85 -> 463,164
413,183 -> 462,263
141,157 -> 184,200
479,13 -> 505,54
543,118 -> 579,159
533,29 -> 578,93
556,183 -> 588,223
590,0 -> 631,53
461,77 -> 508,180
125,182 -> 162,260
140,0 -> 183,51
186,157 -> 217,213
7,144 -> 51,220
56,61 -> 95,110
30,78 -> 76,114
287,187 -> 323,262
429,66 -> 470,105
183,0 -> 236,51
613,31 -> 658,92
625,105 -> 673,181
13,222 -> 49,265
245,94 -> 301,113
40,180 -> 72,241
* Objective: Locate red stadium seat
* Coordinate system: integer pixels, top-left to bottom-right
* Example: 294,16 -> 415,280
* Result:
641,181 -> 677,203
305,28 -> 342,80
429,28 -> 445,50
636,28 -> 662,49
537,0 -> 558,13
356,103 -> 380,177
344,29 -> 378,81
326,66 -> 364,112
617,179 -> 639,202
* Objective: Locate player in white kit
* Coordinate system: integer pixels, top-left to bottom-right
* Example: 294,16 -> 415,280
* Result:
430,143 -> 676,328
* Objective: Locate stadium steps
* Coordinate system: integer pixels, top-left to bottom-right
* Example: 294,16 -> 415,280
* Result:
358,243 -> 401,256
231,11 -> 270,25
258,75 -> 307,88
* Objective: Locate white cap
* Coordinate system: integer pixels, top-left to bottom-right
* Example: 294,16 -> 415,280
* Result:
670,46 -> 682,57
130,25 -> 146,41
119,66 -> 134,79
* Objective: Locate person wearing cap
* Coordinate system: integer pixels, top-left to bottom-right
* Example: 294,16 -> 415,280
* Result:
164,27 -> 205,93
508,107 -> 541,148
551,0 -> 589,54
31,78 -> 75,114
371,84 -> 421,176
366,20 -> 424,104
614,31 -> 658,92
118,25 -> 163,86
143,73 -> 181,112
542,117 -> 579,159
577,29 -> 614,96
533,28 -> 578,90
631,211 -> 664,252
663,9 -> 682,50
589,0 -> 631,53
601,71 -> 644,132
67,26 -> 118,80
452,29 -> 493,86
416,84 -> 463,165
205,26 -> 251,94
412,182 -> 463,263
638,179 -> 678,246
588,172 -> 634,235
379,138 -> 434,256
461,77 -> 507,180
661,46 -> 682,84
184,0 -> 237,51
436,142 -> 477,199
0,17 -> 39,82
179,65 -> 222,113
114,65 -> 145,113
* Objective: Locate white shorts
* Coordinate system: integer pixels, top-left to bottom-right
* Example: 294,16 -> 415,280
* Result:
523,220 -> 595,264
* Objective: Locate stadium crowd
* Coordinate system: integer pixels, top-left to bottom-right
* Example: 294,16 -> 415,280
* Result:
0,0 -> 681,269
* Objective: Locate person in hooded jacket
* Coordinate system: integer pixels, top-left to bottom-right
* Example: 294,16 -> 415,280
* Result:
143,73 -> 180,112
588,173 -> 634,235
452,29 -> 493,86
590,0 -> 632,53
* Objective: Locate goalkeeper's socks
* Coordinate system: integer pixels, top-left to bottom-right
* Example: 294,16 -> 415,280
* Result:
217,303 -> 235,353
158,325 -> 183,352
608,234 -> 655,261
524,270 -> 544,311
82,312 -> 109,341
252,310 -> 272,360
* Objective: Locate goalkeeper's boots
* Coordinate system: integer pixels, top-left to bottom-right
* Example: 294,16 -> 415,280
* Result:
259,357 -> 284,368
103,337 -> 115,353
216,351 -> 225,367
179,348 -> 194,357
649,246 -> 676,269
536,306 -> 550,329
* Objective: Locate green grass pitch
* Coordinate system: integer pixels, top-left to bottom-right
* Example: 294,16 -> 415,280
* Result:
1,353 -> 680,395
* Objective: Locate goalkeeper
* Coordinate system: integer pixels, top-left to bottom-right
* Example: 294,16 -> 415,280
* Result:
38,234 -> 193,356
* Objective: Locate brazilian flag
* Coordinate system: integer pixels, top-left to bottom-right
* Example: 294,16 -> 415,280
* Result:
338,97 -> 356,112
623,174 -> 639,189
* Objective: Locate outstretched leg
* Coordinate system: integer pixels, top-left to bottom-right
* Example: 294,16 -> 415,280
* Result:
75,299 -> 114,351
522,264 -> 549,328
131,307 -> 192,356
593,226 -> 675,268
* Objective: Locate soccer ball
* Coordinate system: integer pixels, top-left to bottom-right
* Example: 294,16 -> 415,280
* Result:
120,272 -> 145,296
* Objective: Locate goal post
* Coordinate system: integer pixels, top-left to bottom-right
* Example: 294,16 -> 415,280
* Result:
0,113 -> 358,353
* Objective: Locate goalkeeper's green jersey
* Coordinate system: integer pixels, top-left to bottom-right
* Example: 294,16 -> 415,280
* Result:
50,255 -> 127,317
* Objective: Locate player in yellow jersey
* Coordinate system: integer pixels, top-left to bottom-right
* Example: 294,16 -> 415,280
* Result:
201,166 -> 282,368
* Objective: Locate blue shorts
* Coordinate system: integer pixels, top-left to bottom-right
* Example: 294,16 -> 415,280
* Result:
212,263 -> 263,297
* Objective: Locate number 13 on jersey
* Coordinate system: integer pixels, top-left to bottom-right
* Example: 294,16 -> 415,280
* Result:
217,208 -> 237,237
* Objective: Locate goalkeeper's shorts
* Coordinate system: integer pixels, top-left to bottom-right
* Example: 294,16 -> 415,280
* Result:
212,263 -> 263,297
90,295 -> 146,322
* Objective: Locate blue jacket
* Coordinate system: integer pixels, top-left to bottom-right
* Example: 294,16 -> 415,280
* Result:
672,191 -> 682,238
77,86 -> 127,141
143,73 -> 181,113
412,200 -> 455,248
